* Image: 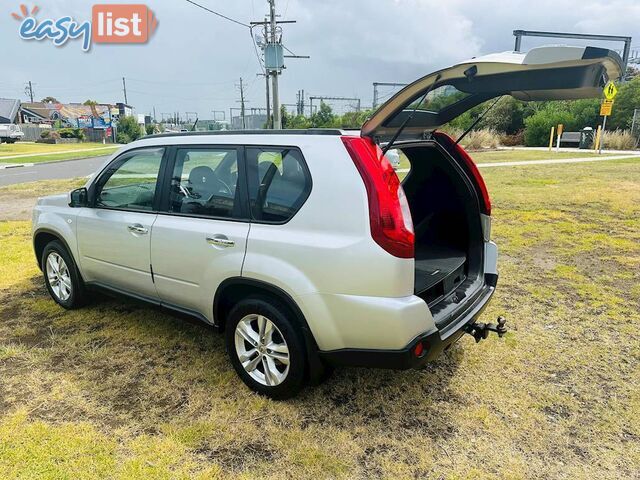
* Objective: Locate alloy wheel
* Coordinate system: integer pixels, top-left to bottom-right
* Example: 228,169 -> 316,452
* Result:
46,252 -> 72,301
234,314 -> 290,386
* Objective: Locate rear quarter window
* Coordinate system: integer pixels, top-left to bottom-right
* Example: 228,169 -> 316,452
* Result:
245,147 -> 311,223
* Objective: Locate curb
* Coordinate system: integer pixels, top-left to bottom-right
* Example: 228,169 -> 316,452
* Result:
0,163 -> 34,170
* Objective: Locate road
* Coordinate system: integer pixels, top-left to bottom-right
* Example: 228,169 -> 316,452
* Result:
2,151 -> 639,188
0,155 -> 110,187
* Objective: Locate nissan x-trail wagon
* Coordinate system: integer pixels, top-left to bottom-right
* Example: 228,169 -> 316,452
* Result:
33,45 -> 622,398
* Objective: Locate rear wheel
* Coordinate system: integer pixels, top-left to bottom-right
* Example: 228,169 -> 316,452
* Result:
225,297 -> 307,399
42,240 -> 86,309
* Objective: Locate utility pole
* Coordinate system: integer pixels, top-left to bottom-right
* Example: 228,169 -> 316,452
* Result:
263,22 -> 271,128
251,1 -> 307,129
296,90 -> 306,115
237,77 -> 246,130
268,0 -> 281,129
153,106 -> 156,122
25,81 -> 34,102
264,73 -> 271,128
122,77 -> 128,105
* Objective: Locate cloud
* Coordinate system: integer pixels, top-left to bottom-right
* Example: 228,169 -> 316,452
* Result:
0,0 -> 637,116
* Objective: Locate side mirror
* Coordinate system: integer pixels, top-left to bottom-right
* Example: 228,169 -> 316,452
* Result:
69,187 -> 88,208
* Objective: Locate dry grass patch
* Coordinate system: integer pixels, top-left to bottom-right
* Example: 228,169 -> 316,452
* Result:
0,160 -> 639,478
602,129 -> 637,150
0,178 -> 86,222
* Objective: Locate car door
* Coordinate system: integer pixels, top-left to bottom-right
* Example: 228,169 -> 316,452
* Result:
76,147 -> 166,300
150,146 -> 250,322
362,45 -> 624,142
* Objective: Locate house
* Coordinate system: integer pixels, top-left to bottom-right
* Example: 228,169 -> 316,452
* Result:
20,102 -> 116,128
0,98 -> 21,124
20,102 -> 50,124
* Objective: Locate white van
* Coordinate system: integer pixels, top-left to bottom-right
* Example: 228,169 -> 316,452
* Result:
0,124 -> 25,144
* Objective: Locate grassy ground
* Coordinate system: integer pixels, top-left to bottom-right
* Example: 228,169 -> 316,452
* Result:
471,149 -> 604,163
0,160 -> 639,478
396,148 -> 635,171
0,142 -> 119,164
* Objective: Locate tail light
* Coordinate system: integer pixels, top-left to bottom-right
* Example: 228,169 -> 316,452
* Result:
341,136 -> 414,258
433,132 -> 491,216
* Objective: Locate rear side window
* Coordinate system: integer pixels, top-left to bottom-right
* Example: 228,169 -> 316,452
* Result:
169,148 -> 240,219
245,147 -> 311,223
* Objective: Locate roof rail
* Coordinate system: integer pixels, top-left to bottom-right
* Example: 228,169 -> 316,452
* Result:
145,129 -> 344,140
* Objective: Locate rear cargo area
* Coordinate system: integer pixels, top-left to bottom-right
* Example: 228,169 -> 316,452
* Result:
399,143 -> 484,308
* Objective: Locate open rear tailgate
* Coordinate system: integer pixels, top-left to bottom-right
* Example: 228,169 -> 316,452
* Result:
362,45 -> 624,143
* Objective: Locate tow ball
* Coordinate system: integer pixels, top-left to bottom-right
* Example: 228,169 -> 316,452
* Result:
464,316 -> 507,343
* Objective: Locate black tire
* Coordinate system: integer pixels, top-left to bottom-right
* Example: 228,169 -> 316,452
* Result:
41,240 -> 87,309
225,296 -> 307,400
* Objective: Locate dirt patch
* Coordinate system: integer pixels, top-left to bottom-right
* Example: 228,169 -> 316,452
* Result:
0,195 -> 38,221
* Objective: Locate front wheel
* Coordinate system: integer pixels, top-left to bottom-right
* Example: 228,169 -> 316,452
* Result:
42,240 -> 87,309
225,297 -> 307,399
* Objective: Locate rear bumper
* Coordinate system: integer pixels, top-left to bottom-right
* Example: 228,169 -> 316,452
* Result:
319,277 -> 496,370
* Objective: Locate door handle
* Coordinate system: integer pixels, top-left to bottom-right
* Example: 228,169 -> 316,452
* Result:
206,236 -> 235,248
127,223 -> 149,234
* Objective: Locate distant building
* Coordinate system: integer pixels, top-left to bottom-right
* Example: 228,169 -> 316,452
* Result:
0,98 -> 21,124
116,103 -> 133,118
231,113 -> 267,130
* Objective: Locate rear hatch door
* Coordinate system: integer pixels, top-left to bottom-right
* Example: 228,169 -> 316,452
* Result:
362,45 -> 624,142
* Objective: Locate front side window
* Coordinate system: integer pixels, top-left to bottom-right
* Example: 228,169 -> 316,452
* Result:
95,148 -> 164,211
246,147 -> 310,223
168,148 -> 240,219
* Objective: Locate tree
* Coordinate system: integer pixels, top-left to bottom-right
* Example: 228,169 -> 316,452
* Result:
310,102 -> 336,128
339,110 -> 371,129
116,115 -> 143,144
41,96 -> 59,104
83,99 -> 98,106
524,103 -> 577,146
481,97 -> 526,134
568,98 -> 600,129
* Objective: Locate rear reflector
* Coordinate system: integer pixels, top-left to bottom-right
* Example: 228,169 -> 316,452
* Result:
341,136 -> 415,259
433,132 -> 492,216
413,342 -> 424,357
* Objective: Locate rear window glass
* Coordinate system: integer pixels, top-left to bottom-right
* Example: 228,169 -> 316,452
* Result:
408,84 -> 471,113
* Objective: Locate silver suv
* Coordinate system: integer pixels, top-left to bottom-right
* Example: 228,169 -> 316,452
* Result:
32,46 -> 622,398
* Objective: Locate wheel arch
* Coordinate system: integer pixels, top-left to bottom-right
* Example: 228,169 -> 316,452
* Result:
33,228 -> 74,270
214,277 -> 326,382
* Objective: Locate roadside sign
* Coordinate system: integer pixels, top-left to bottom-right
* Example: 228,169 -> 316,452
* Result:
600,99 -> 614,116
603,81 -> 618,100
557,124 -> 564,137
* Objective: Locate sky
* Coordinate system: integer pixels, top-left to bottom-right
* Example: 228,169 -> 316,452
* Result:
1,0 -> 639,121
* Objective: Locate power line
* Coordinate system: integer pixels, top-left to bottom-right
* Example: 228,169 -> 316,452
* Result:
183,0 -> 250,28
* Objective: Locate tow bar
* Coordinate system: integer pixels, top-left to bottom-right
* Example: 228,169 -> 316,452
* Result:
464,316 -> 507,343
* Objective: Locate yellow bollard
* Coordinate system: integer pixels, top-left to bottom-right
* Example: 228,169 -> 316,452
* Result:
548,126 -> 555,151
594,125 -> 602,152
